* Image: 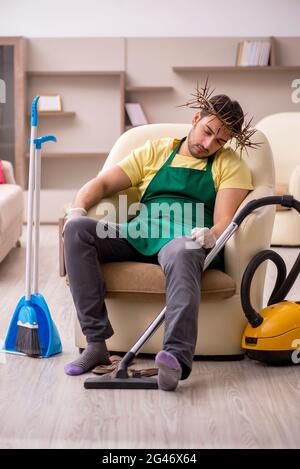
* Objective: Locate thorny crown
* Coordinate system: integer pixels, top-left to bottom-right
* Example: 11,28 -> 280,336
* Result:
179,78 -> 262,154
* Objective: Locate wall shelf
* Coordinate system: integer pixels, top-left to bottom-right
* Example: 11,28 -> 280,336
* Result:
26,152 -> 108,158
126,85 -> 173,92
27,70 -> 124,76
173,65 -> 300,72
27,111 -> 76,117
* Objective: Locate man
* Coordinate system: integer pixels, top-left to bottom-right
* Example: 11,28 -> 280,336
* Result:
63,83 -> 255,391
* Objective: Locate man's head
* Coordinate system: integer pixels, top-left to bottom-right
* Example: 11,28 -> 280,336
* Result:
187,94 -> 244,158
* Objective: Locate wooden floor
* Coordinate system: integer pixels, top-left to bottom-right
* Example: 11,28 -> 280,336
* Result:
0,225 -> 300,449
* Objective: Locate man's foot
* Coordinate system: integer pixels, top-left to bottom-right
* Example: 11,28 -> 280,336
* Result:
64,342 -> 111,376
155,350 -> 182,391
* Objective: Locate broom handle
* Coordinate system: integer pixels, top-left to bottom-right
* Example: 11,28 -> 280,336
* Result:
31,134 -> 57,294
33,146 -> 41,294
25,125 -> 37,301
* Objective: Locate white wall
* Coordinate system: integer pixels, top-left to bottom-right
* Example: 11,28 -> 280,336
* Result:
0,0 -> 300,37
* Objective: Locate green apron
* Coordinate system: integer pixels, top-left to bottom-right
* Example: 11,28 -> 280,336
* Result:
121,137 -> 223,270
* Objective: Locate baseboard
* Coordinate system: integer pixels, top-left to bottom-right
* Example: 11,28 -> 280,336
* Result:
78,350 -> 246,362
193,354 -> 245,361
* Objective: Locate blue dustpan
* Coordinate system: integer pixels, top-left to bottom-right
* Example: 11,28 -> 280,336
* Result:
3,294 -> 62,357
3,97 -> 62,358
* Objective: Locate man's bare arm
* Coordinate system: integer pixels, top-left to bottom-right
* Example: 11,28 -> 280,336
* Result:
72,165 -> 132,212
211,188 -> 250,239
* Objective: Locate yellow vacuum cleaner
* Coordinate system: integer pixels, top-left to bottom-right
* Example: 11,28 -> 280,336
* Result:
241,197 -> 300,364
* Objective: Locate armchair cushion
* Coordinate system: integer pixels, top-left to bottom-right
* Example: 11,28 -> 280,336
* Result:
66,264 -> 235,299
101,263 -> 236,299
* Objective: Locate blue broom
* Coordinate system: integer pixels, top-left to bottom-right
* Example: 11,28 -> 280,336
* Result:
3,96 -> 62,357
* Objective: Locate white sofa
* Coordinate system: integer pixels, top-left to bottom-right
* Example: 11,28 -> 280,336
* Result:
256,112 -> 300,246
0,161 -> 23,262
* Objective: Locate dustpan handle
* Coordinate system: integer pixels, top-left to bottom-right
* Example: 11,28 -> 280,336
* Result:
32,134 -> 57,294
33,146 -> 41,294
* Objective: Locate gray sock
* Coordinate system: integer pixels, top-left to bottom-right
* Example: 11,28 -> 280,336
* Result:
64,342 -> 111,376
155,350 -> 182,391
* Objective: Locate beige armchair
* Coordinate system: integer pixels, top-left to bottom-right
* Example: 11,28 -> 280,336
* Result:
63,124 -> 275,357
0,160 -> 23,263
256,112 -> 300,246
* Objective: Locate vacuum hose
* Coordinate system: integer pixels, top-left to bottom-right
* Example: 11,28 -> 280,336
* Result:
238,196 -> 300,328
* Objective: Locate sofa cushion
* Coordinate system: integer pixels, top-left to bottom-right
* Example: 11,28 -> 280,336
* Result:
0,184 -> 23,233
0,161 -> 5,184
101,262 -> 236,300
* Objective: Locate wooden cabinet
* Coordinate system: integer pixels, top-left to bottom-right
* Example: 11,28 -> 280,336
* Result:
0,37 -> 26,187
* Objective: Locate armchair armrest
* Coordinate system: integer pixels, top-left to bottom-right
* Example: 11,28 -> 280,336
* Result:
224,185 -> 276,310
289,164 -> 300,201
87,187 -> 139,223
59,187 -> 139,276
1,160 -> 16,184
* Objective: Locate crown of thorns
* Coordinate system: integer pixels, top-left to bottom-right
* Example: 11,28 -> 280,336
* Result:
178,78 -> 261,153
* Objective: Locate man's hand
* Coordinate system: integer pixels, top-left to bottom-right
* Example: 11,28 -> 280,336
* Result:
62,207 -> 87,236
190,227 -> 216,249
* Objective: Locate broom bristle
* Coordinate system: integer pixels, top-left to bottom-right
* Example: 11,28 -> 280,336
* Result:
15,326 -> 42,357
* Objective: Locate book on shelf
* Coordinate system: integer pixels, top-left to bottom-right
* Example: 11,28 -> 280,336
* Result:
236,41 -> 271,66
125,103 -> 149,126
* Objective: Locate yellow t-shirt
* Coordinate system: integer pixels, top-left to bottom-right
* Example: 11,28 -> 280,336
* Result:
117,138 -> 253,198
